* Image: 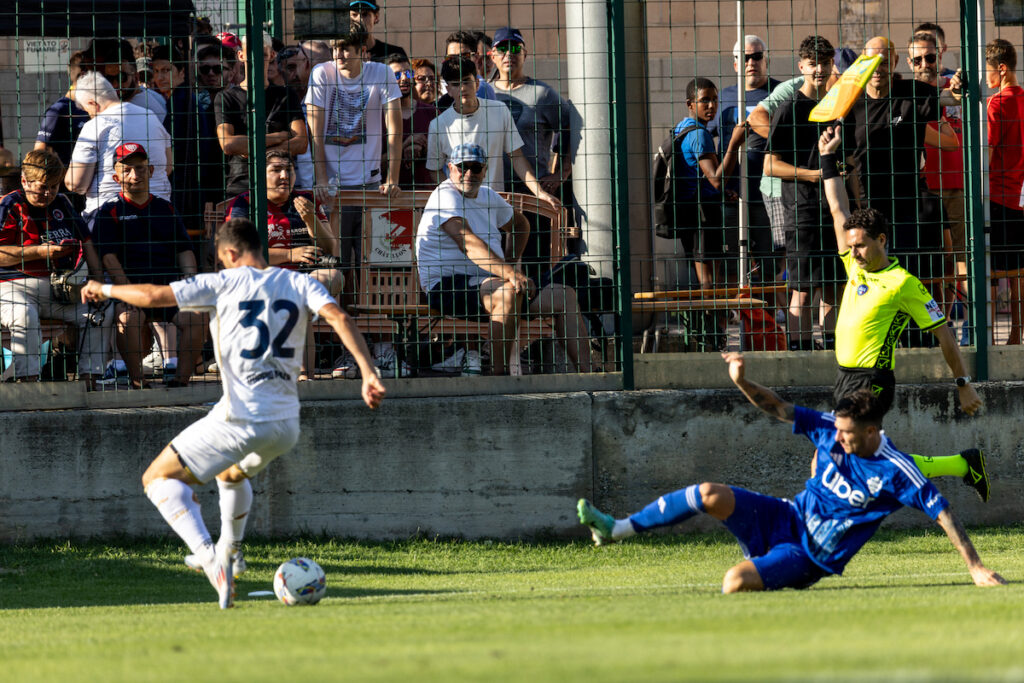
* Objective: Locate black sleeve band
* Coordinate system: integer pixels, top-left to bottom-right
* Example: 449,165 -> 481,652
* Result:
820,154 -> 840,180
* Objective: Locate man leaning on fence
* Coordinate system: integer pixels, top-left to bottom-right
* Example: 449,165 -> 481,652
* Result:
415,143 -> 594,376
0,149 -> 112,385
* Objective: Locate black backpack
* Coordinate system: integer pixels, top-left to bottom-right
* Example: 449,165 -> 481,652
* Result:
651,124 -> 711,239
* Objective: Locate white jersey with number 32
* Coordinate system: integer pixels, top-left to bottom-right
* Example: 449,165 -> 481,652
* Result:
171,267 -> 335,422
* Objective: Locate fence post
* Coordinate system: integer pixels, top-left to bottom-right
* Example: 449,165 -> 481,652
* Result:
961,0 -> 988,380
608,0 -> 634,389
245,3 -> 270,259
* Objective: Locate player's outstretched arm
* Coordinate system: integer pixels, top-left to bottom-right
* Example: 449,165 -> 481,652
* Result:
818,126 -> 851,253
721,352 -> 795,423
317,302 -> 386,410
935,509 -> 1007,587
80,280 -> 177,308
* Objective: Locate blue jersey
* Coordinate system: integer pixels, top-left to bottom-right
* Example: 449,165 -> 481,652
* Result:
791,406 -> 948,574
671,117 -> 718,201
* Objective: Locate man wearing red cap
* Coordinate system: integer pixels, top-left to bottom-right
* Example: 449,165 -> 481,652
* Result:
91,143 -> 205,388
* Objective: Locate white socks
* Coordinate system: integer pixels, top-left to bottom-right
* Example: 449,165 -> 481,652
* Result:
216,478 -> 253,554
612,518 -> 636,540
145,477 -> 214,563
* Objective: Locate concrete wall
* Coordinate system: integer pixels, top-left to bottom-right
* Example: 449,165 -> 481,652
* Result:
1,382 -> 1020,543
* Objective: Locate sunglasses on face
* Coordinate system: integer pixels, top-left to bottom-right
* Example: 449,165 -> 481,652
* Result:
199,64 -> 223,75
393,69 -> 413,81
493,44 -> 523,55
414,75 -> 435,84
740,51 -> 765,63
454,162 -> 485,174
912,53 -> 938,66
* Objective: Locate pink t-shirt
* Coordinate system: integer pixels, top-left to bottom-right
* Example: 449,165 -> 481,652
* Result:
987,85 -> 1024,208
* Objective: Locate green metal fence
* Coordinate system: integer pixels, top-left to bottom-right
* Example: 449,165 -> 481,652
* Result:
0,0 -> 1021,402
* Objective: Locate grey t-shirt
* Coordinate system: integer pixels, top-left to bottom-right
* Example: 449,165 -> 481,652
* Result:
492,78 -> 575,181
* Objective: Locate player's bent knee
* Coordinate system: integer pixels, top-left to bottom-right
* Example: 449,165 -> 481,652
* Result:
722,562 -> 765,594
217,465 -> 249,483
698,482 -> 734,518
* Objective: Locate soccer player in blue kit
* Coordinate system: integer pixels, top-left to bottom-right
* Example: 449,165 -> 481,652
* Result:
578,352 -> 1006,592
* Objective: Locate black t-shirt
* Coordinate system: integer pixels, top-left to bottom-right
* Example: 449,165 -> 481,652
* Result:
367,39 -> 407,64
214,84 -> 305,196
844,79 -> 939,210
36,96 -> 90,167
769,91 -> 832,228
92,194 -> 194,285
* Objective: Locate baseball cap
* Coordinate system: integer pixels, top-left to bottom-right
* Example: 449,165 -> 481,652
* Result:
217,32 -> 242,51
135,57 -> 153,75
348,0 -> 380,10
449,143 -> 487,165
113,142 -> 148,164
493,27 -> 525,45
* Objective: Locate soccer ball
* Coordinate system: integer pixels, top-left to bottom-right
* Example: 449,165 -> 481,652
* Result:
273,557 -> 327,605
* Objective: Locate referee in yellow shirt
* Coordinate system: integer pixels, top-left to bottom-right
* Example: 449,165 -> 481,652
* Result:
818,126 -> 989,501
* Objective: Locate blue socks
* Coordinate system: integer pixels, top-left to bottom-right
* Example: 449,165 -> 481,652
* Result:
629,484 -> 705,532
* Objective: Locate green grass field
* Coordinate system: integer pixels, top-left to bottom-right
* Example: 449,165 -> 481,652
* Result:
2,527 -> 1022,682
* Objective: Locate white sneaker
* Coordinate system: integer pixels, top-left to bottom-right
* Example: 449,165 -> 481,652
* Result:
200,547 -> 234,609
185,550 -> 247,578
141,350 -> 164,376
374,342 -> 411,378
332,350 -> 360,379
431,347 -> 465,373
462,349 -> 482,376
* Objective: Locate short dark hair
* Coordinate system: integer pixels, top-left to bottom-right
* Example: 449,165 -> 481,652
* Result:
80,38 -> 134,73
909,32 -> 937,50
151,45 -> 184,70
385,52 -> 410,67
446,30 -> 479,51
987,38 -> 1016,71
196,45 -> 224,63
265,149 -> 293,167
441,56 -> 477,83
914,22 -> 945,43
331,22 -> 369,51
685,77 -> 717,102
835,389 -> 885,427
845,208 -> 888,240
217,217 -> 262,254
475,31 -> 492,49
798,35 -> 835,64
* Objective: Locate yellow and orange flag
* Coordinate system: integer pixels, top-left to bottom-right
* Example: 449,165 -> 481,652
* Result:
808,54 -> 883,122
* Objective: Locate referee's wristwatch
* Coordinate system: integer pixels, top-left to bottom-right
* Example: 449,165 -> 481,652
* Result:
955,375 -> 972,387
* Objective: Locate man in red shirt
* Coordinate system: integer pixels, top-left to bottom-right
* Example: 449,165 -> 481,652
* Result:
986,38 -> 1024,345
0,148 -> 110,384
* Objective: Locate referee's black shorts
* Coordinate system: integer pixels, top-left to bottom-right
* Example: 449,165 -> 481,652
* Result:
833,366 -> 896,415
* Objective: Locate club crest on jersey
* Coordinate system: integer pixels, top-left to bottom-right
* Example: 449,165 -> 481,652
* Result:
867,476 -> 883,496
52,209 -> 64,220
856,284 -> 868,296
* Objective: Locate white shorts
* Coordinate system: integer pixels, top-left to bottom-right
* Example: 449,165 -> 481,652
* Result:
171,412 -> 301,484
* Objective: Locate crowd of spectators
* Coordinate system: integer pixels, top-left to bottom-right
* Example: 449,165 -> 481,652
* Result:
1,2 -> 587,384
3,10 -> 1020,387
672,22 -> 1024,351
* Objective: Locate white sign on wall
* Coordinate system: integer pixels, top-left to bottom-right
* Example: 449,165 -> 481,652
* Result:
367,208 -> 417,265
22,39 -> 71,74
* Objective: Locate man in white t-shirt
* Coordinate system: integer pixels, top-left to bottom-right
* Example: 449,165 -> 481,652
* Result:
65,71 -> 172,226
305,21 -> 402,272
426,56 -> 559,211
416,143 -> 593,375
80,217 -> 385,608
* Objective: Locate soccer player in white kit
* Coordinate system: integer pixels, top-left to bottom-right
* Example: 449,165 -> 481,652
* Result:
81,217 -> 386,608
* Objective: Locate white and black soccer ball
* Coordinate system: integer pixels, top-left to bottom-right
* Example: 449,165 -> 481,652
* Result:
274,557 -> 327,605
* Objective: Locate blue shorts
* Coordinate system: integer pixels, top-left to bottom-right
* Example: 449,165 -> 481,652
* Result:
722,487 -> 829,590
